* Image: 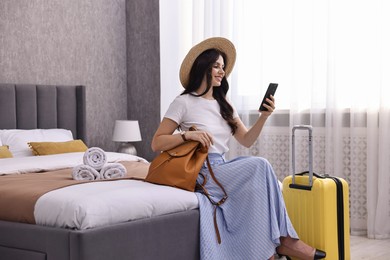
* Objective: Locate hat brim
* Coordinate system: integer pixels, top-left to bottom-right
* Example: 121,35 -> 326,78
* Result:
179,37 -> 236,89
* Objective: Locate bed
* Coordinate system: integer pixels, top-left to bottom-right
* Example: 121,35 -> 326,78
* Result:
0,84 -> 200,260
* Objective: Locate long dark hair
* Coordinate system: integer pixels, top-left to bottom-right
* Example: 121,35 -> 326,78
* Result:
181,49 -> 237,135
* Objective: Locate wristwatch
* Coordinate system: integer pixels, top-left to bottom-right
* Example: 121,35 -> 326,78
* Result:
180,131 -> 187,141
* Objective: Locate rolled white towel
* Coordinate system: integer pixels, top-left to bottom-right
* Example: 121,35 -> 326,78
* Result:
100,163 -> 127,179
83,147 -> 107,171
72,164 -> 100,180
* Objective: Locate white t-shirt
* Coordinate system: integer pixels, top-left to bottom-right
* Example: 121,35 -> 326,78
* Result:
164,94 -> 239,154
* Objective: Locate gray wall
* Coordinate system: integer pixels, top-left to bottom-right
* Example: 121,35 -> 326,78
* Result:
0,0 -> 160,159
126,0 -> 160,160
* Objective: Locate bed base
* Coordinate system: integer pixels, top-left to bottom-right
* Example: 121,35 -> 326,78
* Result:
0,209 -> 199,260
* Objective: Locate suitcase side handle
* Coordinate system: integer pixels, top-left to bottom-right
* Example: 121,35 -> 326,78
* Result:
289,171 -> 326,190
289,183 -> 312,190
292,125 -> 313,188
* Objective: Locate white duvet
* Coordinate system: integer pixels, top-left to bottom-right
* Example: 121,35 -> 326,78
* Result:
0,152 -> 199,229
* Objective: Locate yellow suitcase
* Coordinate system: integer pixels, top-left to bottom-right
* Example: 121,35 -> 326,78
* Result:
282,125 -> 350,260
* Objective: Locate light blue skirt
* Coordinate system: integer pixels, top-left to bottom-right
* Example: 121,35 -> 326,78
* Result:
195,153 -> 298,260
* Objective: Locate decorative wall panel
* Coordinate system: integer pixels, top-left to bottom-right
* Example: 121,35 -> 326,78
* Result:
228,126 -> 368,235
0,0 -> 127,151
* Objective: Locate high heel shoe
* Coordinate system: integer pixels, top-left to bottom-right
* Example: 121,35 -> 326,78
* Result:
313,249 -> 326,259
277,253 -> 291,260
277,249 -> 326,260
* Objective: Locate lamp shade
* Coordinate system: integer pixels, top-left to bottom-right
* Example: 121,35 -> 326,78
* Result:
112,120 -> 142,142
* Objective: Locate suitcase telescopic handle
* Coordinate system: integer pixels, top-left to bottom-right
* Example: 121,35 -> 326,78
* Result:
292,125 -> 313,189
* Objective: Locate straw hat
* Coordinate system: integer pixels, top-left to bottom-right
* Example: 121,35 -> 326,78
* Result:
179,37 -> 236,88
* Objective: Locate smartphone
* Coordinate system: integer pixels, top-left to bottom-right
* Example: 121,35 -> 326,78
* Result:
259,83 -> 278,111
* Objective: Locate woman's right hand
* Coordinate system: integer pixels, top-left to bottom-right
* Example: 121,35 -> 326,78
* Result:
152,118 -> 214,152
186,130 -> 214,149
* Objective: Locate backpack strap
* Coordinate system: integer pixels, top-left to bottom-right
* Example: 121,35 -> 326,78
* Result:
196,156 -> 228,244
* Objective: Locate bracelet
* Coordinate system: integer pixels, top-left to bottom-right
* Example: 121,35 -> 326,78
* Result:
180,131 -> 187,141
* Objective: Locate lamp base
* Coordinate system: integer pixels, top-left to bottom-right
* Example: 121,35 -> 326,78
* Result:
117,142 -> 137,156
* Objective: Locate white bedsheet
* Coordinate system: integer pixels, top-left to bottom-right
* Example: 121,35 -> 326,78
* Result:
0,152 -> 147,175
34,180 -> 198,229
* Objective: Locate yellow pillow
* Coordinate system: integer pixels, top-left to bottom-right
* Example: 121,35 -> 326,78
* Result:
28,140 -> 88,156
0,145 -> 13,158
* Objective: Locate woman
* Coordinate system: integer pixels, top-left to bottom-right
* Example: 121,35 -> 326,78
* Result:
151,37 -> 326,260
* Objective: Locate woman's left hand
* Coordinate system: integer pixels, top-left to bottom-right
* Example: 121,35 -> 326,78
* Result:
234,95 -> 276,147
259,95 -> 275,117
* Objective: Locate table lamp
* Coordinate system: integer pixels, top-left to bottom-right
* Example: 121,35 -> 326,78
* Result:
112,120 -> 142,155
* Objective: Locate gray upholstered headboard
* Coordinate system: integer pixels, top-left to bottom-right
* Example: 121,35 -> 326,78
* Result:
0,84 -> 86,141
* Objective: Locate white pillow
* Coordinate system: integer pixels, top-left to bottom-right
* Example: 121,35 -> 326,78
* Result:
0,129 -> 74,157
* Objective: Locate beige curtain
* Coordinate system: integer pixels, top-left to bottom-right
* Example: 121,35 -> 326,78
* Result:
160,0 -> 390,239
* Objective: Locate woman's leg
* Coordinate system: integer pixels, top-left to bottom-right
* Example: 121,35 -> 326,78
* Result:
276,236 -> 315,260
